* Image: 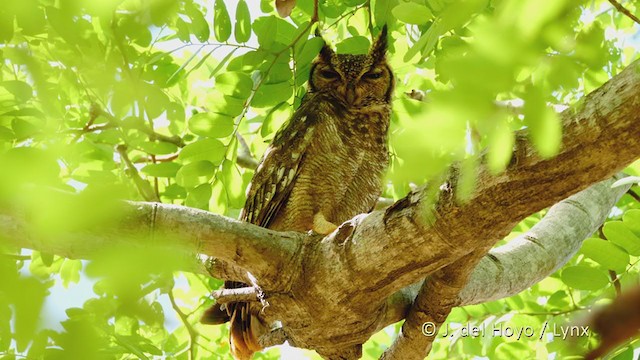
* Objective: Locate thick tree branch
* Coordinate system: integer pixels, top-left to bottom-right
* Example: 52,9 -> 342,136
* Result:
380,177 -> 631,358
0,198 -> 303,287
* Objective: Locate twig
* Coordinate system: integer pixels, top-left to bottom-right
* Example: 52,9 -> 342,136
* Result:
134,153 -> 180,164
518,307 -> 586,317
597,225 -> 623,296
168,289 -> 198,360
219,0 -> 319,167
627,188 -> 640,202
607,0 -> 640,25
1,254 -> 31,261
70,103 -> 101,143
609,270 -> 622,296
116,145 -> 160,202
211,287 -> 260,304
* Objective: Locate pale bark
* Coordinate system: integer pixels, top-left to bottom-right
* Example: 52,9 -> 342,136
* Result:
381,176 -> 631,359
0,59 -> 639,359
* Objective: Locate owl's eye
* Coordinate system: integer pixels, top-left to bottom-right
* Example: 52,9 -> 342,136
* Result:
319,70 -> 339,79
363,71 -> 383,80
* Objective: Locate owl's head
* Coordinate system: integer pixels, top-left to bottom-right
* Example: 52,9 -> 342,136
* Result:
308,26 -> 394,107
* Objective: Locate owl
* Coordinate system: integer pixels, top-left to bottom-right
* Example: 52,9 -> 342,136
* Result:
202,25 -> 394,359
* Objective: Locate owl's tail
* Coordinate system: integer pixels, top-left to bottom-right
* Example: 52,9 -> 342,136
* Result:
228,302 -> 263,360
201,282 -> 265,359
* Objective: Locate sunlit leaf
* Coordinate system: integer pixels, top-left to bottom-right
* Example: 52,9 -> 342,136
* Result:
140,162 -> 182,178
561,266 -> 609,291
392,2 -> 433,25
580,238 -> 629,273
213,0 -> 232,42
336,36 -> 371,55
188,112 -> 235,138
234,0 -> 252,43
176,160 -> 216,188
603,221 -> 640,256
215,71 -> 253,99
178,139 -> 226,165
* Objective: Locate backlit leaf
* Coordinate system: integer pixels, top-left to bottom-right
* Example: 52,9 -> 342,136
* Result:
234,0 -> 251,43
213,0 -> 231,42
188,112 -> 235,138
178,139 -> 226,165
603,221 -> 640,256
392,2 -> 433,25
561,266 -> 609,291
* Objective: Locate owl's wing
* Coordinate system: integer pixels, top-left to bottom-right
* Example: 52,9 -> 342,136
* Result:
240,106 -> 320,227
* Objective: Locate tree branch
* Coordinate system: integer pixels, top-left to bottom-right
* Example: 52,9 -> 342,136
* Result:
0,198 -> 303,287
608,0 -> 640,24
380,175 -> 631,358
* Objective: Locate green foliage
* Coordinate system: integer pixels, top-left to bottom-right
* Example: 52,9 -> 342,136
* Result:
0,0 -> 638,358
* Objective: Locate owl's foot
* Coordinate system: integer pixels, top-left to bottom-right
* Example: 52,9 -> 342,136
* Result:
313,213 -> 338,235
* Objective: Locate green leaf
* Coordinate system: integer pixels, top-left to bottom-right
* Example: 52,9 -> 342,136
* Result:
140,162 -> 182,178
215,71 -> 253,99
213,0 -> 231,42
234,0 -> 251,43
59,259 -> 82,288
610,347 -> 634,360
137,141 -> 178,155
297,37 -> 324,68
404,21 -> 443,62
264,61 -> 293,84
1,81 -> 33,102
261,102 -> 291,138
603,221 -> 640,256
175,17 -> 191,42
622,209 -> 640,236
188,112 -> 235,138
178,139 -> 226,165
186,183 -> 212,210
0,10 -> 14,42
523,88 -> 562,158
163,184 -> 187,200
187,5 -> 210,42
176,160 -> 215,188
374,0 -> 399,27
392,2 -> 433,25
580,238 -> 629,273
494,340 -> 530,358
227,50 -> 266,72
253,16 -> 277,48
252,82 -> 292,108
219,159 -> 245,208
208,91 -> 245,117
561,265 -> 609,290
487,117 -> 514,173
209,48 -> 238,78
336,36 -> 371,55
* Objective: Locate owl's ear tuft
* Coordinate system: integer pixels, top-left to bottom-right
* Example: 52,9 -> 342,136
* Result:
315,28 -> 334,62
370,25 -> 388,62
319,42 -> 334,63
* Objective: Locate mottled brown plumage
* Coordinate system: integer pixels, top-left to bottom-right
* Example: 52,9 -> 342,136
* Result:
202,26 -> 394,359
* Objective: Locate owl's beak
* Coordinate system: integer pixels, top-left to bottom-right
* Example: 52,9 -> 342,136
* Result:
346,84 -> 356,104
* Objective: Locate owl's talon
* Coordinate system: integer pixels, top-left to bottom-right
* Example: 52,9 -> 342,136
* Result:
313,213 -> 339,235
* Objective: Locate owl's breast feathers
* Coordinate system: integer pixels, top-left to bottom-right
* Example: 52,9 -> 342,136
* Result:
241,92 -> 391,232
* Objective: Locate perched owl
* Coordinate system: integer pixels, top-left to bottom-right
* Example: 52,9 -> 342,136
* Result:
202,25 -> 394,359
